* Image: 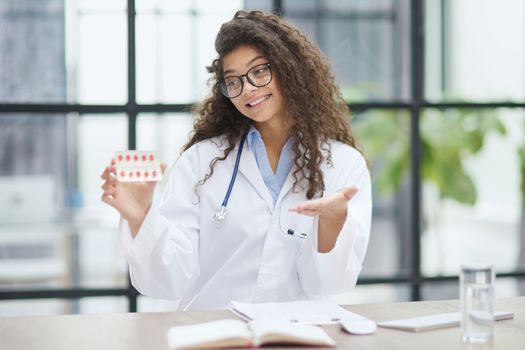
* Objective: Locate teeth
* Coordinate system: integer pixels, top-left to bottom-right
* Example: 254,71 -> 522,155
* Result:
249,95 -> 269,107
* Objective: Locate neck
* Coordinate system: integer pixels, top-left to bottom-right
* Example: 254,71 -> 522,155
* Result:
254,118 -> 291,151
254,117 -> 292,174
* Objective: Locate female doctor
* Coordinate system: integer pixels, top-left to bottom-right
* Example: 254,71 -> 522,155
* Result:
101,11 -> 372,311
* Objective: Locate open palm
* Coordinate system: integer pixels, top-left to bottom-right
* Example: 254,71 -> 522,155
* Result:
288,187 -> 358,218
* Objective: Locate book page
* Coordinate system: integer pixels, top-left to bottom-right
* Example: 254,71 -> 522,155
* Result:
248,319 -> 336,347
167,319 -> 252,349
231,299 -> 365,324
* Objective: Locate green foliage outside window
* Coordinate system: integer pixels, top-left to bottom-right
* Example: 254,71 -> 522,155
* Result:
351,108 -> 507,206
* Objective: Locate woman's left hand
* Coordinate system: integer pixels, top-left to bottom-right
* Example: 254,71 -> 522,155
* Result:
288,186 -> 358,218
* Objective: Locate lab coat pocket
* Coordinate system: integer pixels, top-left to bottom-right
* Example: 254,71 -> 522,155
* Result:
280,209 -> 315,240
278,193 -> 316,254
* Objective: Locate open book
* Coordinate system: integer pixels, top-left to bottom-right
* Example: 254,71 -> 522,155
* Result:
167,319 -> 336,349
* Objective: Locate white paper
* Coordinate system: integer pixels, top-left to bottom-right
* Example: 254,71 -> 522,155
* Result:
230,299 -> 367,325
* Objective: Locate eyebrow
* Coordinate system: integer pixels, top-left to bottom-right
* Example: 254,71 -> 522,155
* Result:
223,55 -> 266,75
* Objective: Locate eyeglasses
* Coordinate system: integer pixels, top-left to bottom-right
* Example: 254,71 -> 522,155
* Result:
217,63 -> 272,98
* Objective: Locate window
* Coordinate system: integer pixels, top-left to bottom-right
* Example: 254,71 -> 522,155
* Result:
1,0 -> 523,314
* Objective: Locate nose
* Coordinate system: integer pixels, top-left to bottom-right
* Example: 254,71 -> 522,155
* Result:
241,76 -> 258,95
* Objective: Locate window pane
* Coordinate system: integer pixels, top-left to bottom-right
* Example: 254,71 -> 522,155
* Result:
136,2 -> 245,104
0,113 -> 67,184
68,2 -> 127,103
0,0 -> 127,104
0,113 -> 66,291
136,0 -> 272,15
78,115 -> 127,211
0,1 -> 67,103
0,299 -> 68,317
352,109 -> 412,278
138,295 -> 180,312
241,0 -> 273,12
425,0 -> 525,102
422,279 -> 520,301
136,0 -> 191,12
78,296 -> 128,314
137,113 -> 194,167
77,0 -> 125,12
0,113 -> 128,291
0,297 -> 127,317
77,115 -> 128,289
421,109 -> 524,280
284,0 -> 411,102
332,284 -> 410,305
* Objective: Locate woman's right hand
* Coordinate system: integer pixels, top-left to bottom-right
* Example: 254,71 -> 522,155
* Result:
100,160 -> 166,237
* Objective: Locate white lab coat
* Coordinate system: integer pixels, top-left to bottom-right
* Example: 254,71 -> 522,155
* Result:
119,136 -> 372,311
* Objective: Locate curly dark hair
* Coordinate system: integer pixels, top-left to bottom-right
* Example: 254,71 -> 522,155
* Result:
183,10 -> 359,199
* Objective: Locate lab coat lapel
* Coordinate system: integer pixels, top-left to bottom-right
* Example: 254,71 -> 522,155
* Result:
275,164 -> 311,210
277,165 -> 296,202
277,141 -> 309,204
238,144 -> 274,212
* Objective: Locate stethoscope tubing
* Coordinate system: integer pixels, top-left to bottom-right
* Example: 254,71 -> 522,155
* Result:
221,131 -> 248,208
213,130 -> 249,223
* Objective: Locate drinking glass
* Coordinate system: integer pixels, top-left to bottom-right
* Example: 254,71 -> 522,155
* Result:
460,265 -> 495,343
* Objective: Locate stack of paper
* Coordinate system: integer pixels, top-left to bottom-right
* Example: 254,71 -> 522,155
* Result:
230,299 -> 368,325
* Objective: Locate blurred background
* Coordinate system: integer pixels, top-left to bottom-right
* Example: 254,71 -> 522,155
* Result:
0,0 -> 524,316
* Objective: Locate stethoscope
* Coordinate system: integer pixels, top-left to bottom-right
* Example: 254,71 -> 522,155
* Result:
212,130 -> 311,239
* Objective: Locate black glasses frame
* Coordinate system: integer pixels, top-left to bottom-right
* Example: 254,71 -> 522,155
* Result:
217,63 -> 272,98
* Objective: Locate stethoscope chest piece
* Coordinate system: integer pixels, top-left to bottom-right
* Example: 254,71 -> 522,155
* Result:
213,205 -> 228,228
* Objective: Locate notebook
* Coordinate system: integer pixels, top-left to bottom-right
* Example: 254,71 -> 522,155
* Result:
377,310 -> 514,332
166,319 -> 335,349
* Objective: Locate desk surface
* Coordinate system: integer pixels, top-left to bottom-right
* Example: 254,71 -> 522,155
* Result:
1,297 -> 524,350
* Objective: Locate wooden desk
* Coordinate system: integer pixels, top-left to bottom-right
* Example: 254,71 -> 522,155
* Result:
1,297 -> 523,350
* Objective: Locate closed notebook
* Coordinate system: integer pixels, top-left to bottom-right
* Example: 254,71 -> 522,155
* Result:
167,319 -> 336,349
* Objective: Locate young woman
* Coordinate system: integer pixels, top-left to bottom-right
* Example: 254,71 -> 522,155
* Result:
101,10 -> 371,311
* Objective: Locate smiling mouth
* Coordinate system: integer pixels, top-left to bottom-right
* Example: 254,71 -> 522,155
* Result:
245,94 -> 271,108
